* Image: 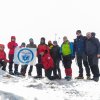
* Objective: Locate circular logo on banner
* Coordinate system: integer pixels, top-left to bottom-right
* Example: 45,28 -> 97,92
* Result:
18,48 -> 34,64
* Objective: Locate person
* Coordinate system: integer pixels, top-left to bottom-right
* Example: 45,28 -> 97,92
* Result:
7,36 -> 19,75
41,50 -> 55,80
34,37 -> 49,78
0,44 -> 9,71
20,42 -> 28,76
51,41 -> 61,79
48,40 -> 53,50
91,32 -> 96,38
85,32 -> 100,82
74,30 -> 90,79
61,36 -> 73,81
26,38 -> 37,76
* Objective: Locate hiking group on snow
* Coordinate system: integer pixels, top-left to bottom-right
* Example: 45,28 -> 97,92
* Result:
0,30 -> 100,82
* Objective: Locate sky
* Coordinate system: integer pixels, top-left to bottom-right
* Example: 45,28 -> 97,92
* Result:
0,0 -> 100,49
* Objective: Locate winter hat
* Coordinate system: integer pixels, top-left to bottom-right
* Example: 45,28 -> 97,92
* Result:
11,36 -> 16,39
53,41 -> 57,45
29,38 -> 33,42
21,42 -> 26,46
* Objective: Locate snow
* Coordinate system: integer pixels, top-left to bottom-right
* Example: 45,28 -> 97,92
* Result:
0,61 -> 100,100
0,0 -> 100,99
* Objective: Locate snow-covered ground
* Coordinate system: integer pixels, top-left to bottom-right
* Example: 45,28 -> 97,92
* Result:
0,0 -> 100,100
0,61 -> 100,100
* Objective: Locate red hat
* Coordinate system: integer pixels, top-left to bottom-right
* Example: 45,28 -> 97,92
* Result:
11,36 -> 16,39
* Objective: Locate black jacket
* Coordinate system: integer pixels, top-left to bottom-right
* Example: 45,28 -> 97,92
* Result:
51,45 -> 61,61
85,37 -> 100,55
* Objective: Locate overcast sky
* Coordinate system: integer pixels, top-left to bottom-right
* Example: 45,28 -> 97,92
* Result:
0,0 -> 100,49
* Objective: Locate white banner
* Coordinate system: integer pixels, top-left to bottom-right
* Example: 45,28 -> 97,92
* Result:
13,47 -> 37,65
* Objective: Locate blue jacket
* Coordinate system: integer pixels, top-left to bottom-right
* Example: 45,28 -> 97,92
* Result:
74,35 -> 86,55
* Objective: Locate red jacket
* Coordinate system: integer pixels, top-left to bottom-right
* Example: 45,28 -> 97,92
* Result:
8,41 -> 18,54
0,50 -> 6,60
37,44 -> 49,56
0,44 -> 9,62
0,50 -> 9,62
41,53 -> 54,70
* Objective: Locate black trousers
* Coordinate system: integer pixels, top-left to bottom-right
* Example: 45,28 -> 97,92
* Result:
36,63 -> 43,76
0,60 -> 7,71
76,54 -> 90,77
20,65 -> 28,76
62,55 -> 72,69
35,55 -> 43,76
53,59 -> 61,78
20,65 -> 33,75
8,54 -> 19,72
28,65 -> 33,74
88,55 -> 99,78
45,69 -> 56,80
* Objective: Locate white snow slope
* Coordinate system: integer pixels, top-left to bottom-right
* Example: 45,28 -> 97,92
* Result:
0,61 -> 100,100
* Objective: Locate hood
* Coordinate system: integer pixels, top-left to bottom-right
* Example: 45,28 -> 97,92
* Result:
11,36 -> 16,41
40,37 -> 45,44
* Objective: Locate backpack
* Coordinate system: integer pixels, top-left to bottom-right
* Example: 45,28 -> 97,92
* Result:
70,42 -> 75,59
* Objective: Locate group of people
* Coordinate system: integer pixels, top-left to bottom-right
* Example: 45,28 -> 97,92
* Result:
0,30 -> 100,82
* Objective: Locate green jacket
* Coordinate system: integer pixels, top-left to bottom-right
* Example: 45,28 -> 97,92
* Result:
61,42 -> 71,56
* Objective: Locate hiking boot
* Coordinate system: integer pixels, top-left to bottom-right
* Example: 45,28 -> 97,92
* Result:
2,67 -> 6,71
87,76 -> 91,80
34,75 -> 42,79
57,75 -> 61,79
55,75 -> 61,79
20,72 -> 25,76
14,71 -> 21,75
92,77 -> 99,82
75,76 -> 84,79
9,71 -> 14,75
65,76 -> 72,81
